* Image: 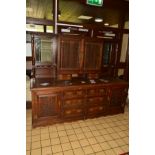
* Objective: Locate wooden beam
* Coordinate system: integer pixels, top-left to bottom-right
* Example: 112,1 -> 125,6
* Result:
26,17 -> 54,26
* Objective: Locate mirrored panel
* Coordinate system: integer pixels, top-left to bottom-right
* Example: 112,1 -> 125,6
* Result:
34,37 -> 53,63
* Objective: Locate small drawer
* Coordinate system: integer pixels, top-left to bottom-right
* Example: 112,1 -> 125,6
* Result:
64,90 -> 85,99
63,99 -> 84,107
87,89 -> 98,96
63,108 -> 84,118
99,88 -> 107,95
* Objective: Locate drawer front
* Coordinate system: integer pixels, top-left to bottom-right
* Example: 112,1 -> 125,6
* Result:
63,108 -> 84,118
87,97 -> 108,105
87,89 -> 98,96
98,88 -> 107,95
64,90 -> 85,99
87,88 -> 107,97
87,105 -> 106,115
63,99 -> 84,108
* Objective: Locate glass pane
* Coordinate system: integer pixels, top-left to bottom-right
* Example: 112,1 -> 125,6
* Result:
46,26 -> 53,33
103,43 -> 112,65
26,24 -> 44,32
26,0 -> 53,20
26,43 -> 32,56
120,34 -> 129,62
35,37 -> 52,63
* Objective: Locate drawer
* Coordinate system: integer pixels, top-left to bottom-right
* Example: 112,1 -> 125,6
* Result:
64,90 -> 85,99
63,108 -> 84,118
87,88 -> 107,97
98,88 -> 107,95
63,99 -> 84,108
87,97 -> 107,105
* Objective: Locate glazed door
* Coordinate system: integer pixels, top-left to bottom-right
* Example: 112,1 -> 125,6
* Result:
58,35 -> 82,74
83,39 -> 103,72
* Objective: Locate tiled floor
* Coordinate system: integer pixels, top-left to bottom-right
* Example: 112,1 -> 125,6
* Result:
26,107 -> 129,155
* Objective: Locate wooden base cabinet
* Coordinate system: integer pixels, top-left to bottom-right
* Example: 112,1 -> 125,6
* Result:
32,91 -> 62,127
31,79 -> 128,127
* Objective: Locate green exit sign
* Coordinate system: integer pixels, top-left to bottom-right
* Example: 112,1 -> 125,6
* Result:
87,0 -> 103,7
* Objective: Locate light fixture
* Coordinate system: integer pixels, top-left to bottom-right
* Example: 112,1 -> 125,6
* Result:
78,15 -> 93,20
94,18 -> 103,22
104,23 -> 109,26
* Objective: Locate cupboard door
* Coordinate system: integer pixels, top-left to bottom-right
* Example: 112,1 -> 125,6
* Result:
84,40 -> 103,71
37,93 -> 61,118
58,36 -> 82,73
109,87 -> 128,114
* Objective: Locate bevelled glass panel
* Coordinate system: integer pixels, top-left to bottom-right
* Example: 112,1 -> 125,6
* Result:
35,37 -> 53,63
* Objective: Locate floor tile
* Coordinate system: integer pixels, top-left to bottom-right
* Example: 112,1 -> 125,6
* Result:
61,142 -> 72,151
92,130 -> 101,136
104,149 -> 115,155
50,132 -> 59,138
66,129 -> 75,135
91,144 -> 102,153
74,128 -> 83,134
53,152 -> 63,155
76,133 -> 85,140
95,136 -> 106,143
51,137 -> 60,145
57,125 -> 65,131
41,128 -> 49,134
59,136 -> 69,143
115,138 -> 126,146
100,142 -> 111,150
79,139 -> 89,147
112,147 -> 124,155
84,131 -> 94,138
63,149 -> 74,155
53,152 -> 64,155
41,133 -> 50,140
107,140 -> 118,148
121,145 -> 129,152
58,130 -> 67,137
103,134 -> 113,141
73,148 -> 85,155
32,135 -> 40,142
42,146 -> 52,155
71,141 -> 81,149
26,151 -> 30,155
31,148 -> 41,155
88,137 -> 98,145
95,151 -> 106,155
83,146 -> 94,154
68,134 -> 77,141
110,133 -> 120,139
31,141 -> 41,149
52,144 -> 62,153
122,137 -> 129,144
41,139 -> 51,147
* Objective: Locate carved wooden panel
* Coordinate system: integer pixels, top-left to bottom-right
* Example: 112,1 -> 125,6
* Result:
84,40 -> 103,71
59,36 -> 82,71
37,93 -> 60,118
110,87 -> 127,107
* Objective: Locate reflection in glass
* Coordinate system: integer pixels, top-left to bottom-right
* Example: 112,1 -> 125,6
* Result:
103,43 -> 112,65
35,38 -> 52,63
